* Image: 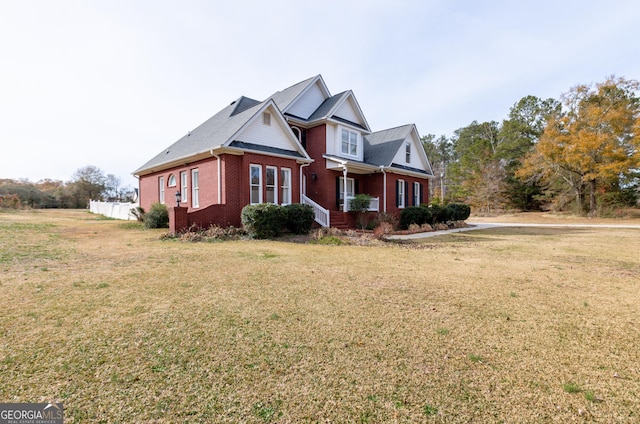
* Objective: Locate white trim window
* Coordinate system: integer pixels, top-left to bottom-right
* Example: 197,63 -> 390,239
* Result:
413,181 -> 421,206
168,174 -> 176,187
191,169 -> 199,208
250,164 -> 262,204
180,171 -> 188,203
159,176 -> 165,204
341,128 -> 358,156
397,179 -> 406,209
266,166 -> 278,204
406,142 -> 411,163
263,112 -> 271,126
280,168 -> 292,205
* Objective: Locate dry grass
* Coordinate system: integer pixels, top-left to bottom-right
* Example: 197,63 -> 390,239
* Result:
1,209 -> 639,423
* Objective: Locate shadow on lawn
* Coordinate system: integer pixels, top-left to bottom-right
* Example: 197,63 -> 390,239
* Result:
418,226 -> 592,243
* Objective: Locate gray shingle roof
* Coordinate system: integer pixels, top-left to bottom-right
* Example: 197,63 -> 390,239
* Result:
363,124 -> 414,167
308,91 -> 348,121
134,97 -> 266,174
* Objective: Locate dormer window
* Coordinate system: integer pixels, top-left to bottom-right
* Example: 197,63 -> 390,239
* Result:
405,142 -> 411,163
263,112 -> 271,126
341,129 -> 358,156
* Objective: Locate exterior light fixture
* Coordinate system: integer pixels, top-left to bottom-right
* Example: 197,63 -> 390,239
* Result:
175,191 -> 181,207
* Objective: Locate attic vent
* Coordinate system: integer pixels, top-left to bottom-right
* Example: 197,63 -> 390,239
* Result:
263,112 -> 271,126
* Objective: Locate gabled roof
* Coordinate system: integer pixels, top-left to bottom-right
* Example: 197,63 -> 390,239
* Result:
364,125 -> 415,166
364,124 -> 434,176
269,75 -> 329,113
134,97 -> 309,175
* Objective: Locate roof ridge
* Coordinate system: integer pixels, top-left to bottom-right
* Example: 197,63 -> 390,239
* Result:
369,123 -> 414,134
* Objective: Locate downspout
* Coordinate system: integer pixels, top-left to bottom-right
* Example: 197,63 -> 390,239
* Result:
379,166 -> 387,213
210,149 -> 222,204
299,162 -> 310,202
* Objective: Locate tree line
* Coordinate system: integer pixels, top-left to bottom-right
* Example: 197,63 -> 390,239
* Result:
0,165 -> 134,209
423,76 -> 640,216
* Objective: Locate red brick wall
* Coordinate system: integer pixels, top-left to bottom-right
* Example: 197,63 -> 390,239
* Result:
303,125 -> 336,209
138,158 -> 218,212
140,152 -> 304,229
384,172 -> 430,215
299,124 -> 431,219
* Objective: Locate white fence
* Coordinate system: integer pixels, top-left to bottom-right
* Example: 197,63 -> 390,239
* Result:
89,200 -> 139,220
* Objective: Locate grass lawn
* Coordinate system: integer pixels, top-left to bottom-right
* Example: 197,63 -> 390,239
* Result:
1,209 -> 639,422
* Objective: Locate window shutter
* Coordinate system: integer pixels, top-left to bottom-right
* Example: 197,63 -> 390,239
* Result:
420,183 -> 424,205
355,179 -> 359,194
395,180 -> 400,207
411,182 -> 416,206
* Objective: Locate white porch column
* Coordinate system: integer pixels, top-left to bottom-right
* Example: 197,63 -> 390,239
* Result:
380,166 -> 387,213
342,165 -> 348,213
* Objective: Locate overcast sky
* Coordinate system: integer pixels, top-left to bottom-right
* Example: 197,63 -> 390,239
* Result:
2,0 -> 639,188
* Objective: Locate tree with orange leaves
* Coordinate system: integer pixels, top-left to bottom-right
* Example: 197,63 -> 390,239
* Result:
517,76 -> 640,215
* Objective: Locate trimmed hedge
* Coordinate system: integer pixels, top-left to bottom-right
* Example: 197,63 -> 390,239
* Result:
447,203 -> 471,221
285,203 -> 315,234
399,202 -> 471,230
399,206 -> 432,229
242,203 -> 314,239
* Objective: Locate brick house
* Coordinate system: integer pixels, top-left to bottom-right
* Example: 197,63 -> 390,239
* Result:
134,75 -> 434,230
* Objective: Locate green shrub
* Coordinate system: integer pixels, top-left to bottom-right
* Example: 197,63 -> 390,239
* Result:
350,194 -> 372,229
446,203 -> 471,221
285,203 -> 314,234
241,203 -> 288,239
143,203 -> 169,229
429,204 -> 453,224
400,206 -> 432,229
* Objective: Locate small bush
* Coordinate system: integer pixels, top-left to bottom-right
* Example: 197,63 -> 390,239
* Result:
350,194 -> 372,229
241,203 -> 288,239
373,212 -> 399,231
130,206 -> 145,222
144,203 -> 169,229
373,222 -> 394,239
400,206 -> 431,229
285,203 -> 314,234
446,203 -> 471,221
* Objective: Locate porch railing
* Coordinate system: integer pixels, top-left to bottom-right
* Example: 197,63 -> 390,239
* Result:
302,194 -> 330,227
344,196 -> 380,212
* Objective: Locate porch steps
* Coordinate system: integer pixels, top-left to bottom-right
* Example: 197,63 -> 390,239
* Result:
330,213 -> 350,230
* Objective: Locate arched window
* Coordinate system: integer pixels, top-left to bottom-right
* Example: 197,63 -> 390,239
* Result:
168,174 -> 176,187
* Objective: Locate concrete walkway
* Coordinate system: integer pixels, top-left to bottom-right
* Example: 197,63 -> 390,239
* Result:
386,221 -> 640,240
